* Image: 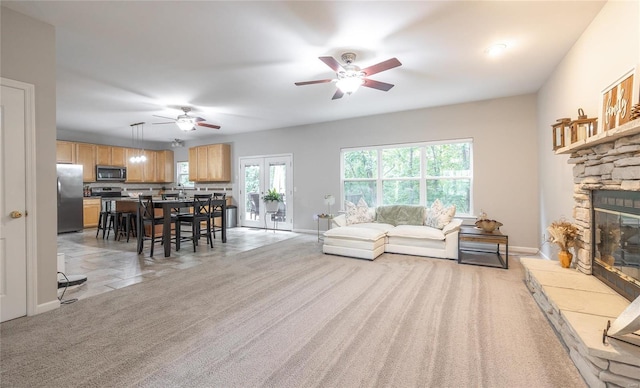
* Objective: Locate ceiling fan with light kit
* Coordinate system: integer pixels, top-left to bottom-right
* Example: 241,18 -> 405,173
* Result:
295,52 -> 402,100
153,107 -> 221,131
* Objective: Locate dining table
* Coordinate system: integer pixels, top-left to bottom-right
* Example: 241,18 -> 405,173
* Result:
116,197 -> 227,257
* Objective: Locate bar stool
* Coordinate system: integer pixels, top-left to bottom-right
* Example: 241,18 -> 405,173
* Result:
116,212 -> 136,242
96,200 -> 116,239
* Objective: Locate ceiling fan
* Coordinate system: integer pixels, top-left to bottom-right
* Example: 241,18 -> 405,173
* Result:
295,52 -> 402,100
153,107 -> 221,131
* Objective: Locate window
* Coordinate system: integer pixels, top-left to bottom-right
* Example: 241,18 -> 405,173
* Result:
176,161 -> 194,188
341,139 -> 472,215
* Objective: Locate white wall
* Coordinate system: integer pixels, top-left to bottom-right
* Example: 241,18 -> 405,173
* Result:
1,7 -> 58,307
192,94 -> 540,250
537,0 -> 640,259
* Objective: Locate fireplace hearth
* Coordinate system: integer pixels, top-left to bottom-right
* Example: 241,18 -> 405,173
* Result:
592,190 -> 640,300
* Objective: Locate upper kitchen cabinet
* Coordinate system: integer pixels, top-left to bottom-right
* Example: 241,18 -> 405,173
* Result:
75,143 -> 96,182
96,145 -> 127,167
126,149 -> 173,183
111,147 -> 127,167
206,144 -> 231,182
56,141 -> 76,164
155,150 -> 174,183
188,143 -> 231,182
126,148 -> 144,182
96,145 -> 110,166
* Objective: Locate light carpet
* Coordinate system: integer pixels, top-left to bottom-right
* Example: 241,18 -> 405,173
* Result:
1,235 -> 585,387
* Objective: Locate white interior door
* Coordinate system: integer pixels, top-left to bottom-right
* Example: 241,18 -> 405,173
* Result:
1,82 -> 28,322
239,155 -> 293,230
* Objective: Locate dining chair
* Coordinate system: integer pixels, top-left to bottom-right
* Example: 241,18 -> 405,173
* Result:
210,192 -> 226,239
137,195 -> 180,256
177,194 -> 213,252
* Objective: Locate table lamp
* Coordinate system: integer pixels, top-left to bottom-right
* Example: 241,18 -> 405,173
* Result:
324,194 -> 335,216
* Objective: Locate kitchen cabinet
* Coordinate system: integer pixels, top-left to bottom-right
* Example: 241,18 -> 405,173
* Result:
155,150 -> 174,183
188,143 -> 231,182
126,149 -> 171,182
56,141 -> 76,163
97,145 -> 127,167
83,198 -> 101,228
188,147 -> 198,181
75,143 -> 97,182
111,147 -> 127,167
126,148 -> 144,182
142,150 -> 156,183
96,145 -> 111,166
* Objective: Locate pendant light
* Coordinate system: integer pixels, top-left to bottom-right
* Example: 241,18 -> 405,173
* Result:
129,122 -> 147,163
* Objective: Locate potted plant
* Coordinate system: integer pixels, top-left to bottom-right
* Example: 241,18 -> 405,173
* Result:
262,188 -> 283,212
547,219 -> 579,268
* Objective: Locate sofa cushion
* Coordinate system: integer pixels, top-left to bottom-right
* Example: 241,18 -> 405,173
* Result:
425,199 -> 456,229
386,224 -> 446,241
348,222 -> 395,233
345,198 -> 375,225
324,226 -> 386,241
375,205 -> 425,226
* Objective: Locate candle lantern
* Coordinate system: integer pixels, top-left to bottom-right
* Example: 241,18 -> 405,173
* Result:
552,118 -> 571,150
569,108 -> 598,143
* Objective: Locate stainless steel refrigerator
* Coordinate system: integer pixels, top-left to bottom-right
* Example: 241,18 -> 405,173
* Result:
57,164 -> 84,233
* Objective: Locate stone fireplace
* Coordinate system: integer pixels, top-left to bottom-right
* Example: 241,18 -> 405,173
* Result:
566,118 -> 640,300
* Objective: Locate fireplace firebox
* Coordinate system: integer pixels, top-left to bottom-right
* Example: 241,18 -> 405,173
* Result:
592,190 -> 640,301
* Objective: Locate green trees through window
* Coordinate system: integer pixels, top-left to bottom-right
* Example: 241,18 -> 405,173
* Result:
341,140 -> 472,214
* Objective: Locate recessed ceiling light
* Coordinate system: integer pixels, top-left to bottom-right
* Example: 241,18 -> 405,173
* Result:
485,43 -> 507,57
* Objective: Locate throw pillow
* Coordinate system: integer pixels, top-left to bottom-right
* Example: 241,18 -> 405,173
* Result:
345,198 -> 374,225
376,205 -> 425,226
425,199 -> 456,229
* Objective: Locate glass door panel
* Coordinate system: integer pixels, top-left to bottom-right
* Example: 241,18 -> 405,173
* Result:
239,155 -> 292,230
240,158 -> 263,228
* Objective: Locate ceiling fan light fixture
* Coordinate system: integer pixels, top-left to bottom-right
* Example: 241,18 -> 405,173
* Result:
336,71 -> 364,94
176,118 -> 195,131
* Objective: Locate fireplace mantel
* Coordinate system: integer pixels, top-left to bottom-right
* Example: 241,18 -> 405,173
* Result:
555,118 -> 640,155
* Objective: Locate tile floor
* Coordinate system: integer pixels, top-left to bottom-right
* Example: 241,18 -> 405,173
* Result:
57,227 -> 300,301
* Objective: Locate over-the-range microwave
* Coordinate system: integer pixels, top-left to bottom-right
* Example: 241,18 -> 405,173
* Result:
96,165 -> 127,181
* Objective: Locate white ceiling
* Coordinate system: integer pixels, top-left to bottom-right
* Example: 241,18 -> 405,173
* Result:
4,1 -> 605,143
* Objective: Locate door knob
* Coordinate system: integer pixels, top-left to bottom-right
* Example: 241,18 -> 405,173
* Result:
10,211 -> 23,219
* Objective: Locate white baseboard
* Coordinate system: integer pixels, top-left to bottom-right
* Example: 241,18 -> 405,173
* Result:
32,298 -> 60,316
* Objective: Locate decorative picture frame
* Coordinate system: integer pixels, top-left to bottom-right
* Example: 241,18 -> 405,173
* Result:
601,65 -> 640,131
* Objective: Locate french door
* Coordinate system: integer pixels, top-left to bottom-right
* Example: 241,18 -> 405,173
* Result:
239,155 -> 293,230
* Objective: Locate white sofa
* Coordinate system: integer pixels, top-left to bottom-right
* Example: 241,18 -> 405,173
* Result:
322,204 -> 462,261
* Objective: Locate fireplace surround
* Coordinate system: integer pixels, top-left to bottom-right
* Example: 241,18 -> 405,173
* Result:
561,118 -> 640,298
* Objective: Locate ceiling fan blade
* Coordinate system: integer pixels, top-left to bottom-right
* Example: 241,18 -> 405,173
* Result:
295,79 -> 334,86
197,122 -> 221,129
152,114 -> 176,121
319,56 -> 344,72
194,117 -> 206,122
152,121 -> 176,125
361,58 -> 402,77
331,89 -> 344,100
362,78 -> 395,91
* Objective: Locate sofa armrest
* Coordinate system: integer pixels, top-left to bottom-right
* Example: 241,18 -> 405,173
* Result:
332,214 -> 347,228
442,218 -> 463,235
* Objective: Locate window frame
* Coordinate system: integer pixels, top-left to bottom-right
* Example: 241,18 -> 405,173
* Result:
340,139 -> 473,216
176,161 -> 194,188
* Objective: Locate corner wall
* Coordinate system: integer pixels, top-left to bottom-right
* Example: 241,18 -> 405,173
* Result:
1,8 -> 58,309
537,0 -> 640,259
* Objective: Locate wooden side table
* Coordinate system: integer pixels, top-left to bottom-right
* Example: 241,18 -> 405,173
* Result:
458,226 -> 508,269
